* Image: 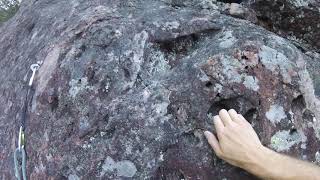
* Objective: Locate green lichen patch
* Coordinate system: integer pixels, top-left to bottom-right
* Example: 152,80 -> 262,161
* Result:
270,130 -> 307,152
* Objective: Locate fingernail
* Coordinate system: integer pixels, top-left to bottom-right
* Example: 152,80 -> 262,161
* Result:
204,131 -> 210,137
214,115 -> 219,120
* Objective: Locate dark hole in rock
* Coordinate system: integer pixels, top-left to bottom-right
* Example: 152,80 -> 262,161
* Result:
242,55 -> 249,60
178,173 -> 185,180
123,68 -> 131,79
79,44 -> 86,51
207,97 -> 257,122
27,23 -> 35,33
275,1 -> 284,6
208,97 -> 243,115
256,15 -> 273,30
57,175 -> 68,180
135,74 -> 144,86
295,44 -> 307,53
217,0 -> 243,3
105,126 -> 116,138
181,131 -> 200,145
205,81 -> 213,88
155,29 -> 218,67
289,128 -> 297,135
137,144 -> 144,153
169,0 -> 186,8
49,95 -> 59,111
243,108 -> 258,124
291,95 -> 307,125
291,95 -> 305,112
104,114 -> 109,123
157,33 -> 199,59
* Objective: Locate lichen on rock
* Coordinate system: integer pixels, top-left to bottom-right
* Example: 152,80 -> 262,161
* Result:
270,130 -> 307,152
101,156 -> 137,178
266,104 -> 287,125
0,0 -> 320,179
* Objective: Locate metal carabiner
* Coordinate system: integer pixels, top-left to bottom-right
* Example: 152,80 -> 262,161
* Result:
13,63 -> 40,180
28,64 -> 40,86
14,147 -> 27,180
18,126 -> 25,151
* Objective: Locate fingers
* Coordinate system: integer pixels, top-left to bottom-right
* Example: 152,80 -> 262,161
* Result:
228,109 -> 242,124
214,115 -> 224,134
204,131 -> 222,156
219,109 -> 233,126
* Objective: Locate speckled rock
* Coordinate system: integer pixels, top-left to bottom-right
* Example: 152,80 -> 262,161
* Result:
249,0 -> 320,52
1,0 -> 320,179
246,0 -> 320,97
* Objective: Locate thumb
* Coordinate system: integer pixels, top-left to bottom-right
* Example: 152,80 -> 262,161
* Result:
204,131 -> 222,156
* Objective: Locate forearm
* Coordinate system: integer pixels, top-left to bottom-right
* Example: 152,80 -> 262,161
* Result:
243,146 -> 320,180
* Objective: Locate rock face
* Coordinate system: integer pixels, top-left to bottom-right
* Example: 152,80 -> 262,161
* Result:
0,0 -> 320,179
247,0 -> 320,110
249,0 -> 320,52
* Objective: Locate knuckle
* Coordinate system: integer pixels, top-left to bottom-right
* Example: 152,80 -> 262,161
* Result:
229,121 -> 236,127
219,128 -> 226,136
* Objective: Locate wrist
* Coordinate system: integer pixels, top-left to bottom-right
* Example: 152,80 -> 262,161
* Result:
240,145 -> 320,180
242,145 -> 278,178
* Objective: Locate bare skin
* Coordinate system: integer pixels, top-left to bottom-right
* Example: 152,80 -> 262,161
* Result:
204,109 -> 320,180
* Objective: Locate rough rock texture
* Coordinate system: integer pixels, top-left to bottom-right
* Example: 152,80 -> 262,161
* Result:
1,0 -> 320,179
247,0 -> 320,104
249,0 -> 320,51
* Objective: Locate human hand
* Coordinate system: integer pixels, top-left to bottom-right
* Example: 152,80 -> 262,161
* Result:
204,109 -> 265,169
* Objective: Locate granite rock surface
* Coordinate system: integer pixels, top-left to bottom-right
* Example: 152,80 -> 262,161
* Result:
0,0 -> 320,179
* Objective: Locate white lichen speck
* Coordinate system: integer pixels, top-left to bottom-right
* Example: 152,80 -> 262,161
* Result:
101,156 -> 137,178
243,76 -> 259,91
219,30 -> 237,49
266,104 -> 287,125
291,0 -> 311,7
258,45 -> 295,83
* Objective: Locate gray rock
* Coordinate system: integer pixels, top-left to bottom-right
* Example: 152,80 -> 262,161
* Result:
249,0 -> 320,52
0,0 -> 320,179
247,0 -> 320,96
